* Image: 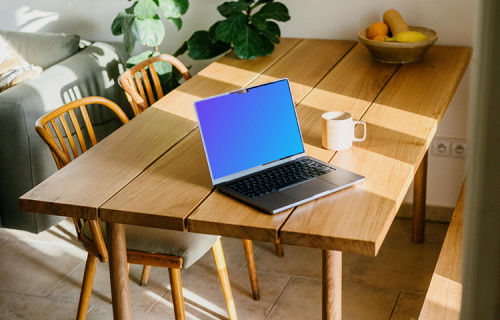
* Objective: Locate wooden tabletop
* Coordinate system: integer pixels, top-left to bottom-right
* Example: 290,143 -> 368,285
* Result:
20,38 -> 471,257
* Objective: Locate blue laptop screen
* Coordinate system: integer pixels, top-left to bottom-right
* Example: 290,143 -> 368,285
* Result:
195,79 -> 305,181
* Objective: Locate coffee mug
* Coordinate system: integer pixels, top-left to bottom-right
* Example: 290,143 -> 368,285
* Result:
322,111 -> 367,151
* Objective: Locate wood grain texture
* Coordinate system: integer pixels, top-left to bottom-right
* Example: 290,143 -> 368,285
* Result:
19,108 -> 197,220
187,40 -> 356,242
413,151 -> 428,243
280,45 -> 472,256
106,222 -> 131,320
419,182 -> 465,320
152,38 -> 302,121
323,250 -> 342,320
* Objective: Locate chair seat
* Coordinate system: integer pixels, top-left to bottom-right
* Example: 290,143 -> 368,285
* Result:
83,222 -> 219,268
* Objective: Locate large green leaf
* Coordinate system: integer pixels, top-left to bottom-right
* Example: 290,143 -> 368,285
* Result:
159,0 -> 189,19
133,16 -> 165,47
134,0 -> 158,19
259,21 -> 280,44
111,8 -> 135,36
217,1 -> 251,18
250,14 -> 267,30
233,25 -> 269,59
215,14 -> 248,42
187,30 -> 231,60
126,50 -> 154,67
253,2 -> 290,22
168,17 -> 182,30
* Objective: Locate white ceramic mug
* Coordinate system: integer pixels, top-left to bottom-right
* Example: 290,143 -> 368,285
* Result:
322,111 -> 367,151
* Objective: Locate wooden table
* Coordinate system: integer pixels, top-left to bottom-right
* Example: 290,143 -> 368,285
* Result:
20,38 -> 471,320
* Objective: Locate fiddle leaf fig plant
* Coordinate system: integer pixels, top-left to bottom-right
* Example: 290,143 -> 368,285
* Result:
111,0 -> 189,55
179,0 -> 290,60
111,0 -> 190,95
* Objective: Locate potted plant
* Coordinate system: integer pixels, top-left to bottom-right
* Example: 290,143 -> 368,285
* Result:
178,0 -> 290,60
111,0 -> 190,92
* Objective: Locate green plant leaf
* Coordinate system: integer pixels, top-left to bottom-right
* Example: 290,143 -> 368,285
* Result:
253,2 -> 290,22
159,0 -> 189,19
134,0 -> 158,19
174,41 -> 188,56
259,21 -> 280,44
111,8 -> 135,36
209,21 -> 222,41
126,50 -> 154,67
133,16 -> 165,47
217,1 -> 252,18
250,14 -> 267,30
233,25 -> 267,59
215,14 -> 248,42
168,17 -> 182,30
187,30 -> 231,60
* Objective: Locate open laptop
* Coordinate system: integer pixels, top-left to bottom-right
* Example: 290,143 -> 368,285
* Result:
194,78 -> 365,214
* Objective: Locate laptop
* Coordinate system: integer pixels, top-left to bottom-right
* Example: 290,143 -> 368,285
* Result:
194,78 -> 365,214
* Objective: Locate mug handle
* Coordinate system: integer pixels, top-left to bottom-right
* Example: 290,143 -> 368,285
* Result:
353,121 -> 367,141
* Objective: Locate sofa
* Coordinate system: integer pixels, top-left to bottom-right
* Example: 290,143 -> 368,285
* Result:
0,30 -> 132,233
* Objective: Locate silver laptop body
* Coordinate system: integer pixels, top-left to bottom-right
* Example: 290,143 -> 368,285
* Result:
194,78 -> 365,214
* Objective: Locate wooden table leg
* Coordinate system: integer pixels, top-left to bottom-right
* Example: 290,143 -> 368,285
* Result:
322,250 -> 342,320
412,151 -> 428,243
106,222 -> 131,320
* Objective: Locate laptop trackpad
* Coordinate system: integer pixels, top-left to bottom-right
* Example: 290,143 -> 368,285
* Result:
280,179 -> 338,200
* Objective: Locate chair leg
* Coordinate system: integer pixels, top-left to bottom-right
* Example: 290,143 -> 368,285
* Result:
168,268 -> 186,320
77,254 -> 98,320
140,265 -> 152,286
213,238 -> 238,320
242,239 -> 260,300
275,239 -> 284,257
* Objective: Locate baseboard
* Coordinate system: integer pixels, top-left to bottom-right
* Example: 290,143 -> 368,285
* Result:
397,203 -> 454,223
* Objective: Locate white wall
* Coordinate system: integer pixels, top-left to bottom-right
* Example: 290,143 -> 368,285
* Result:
1,0 -> 475,207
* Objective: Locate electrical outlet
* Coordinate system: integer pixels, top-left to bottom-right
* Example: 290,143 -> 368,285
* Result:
431,137 -> 467,158
451,140 -> 467,157
431,138 -> 451,156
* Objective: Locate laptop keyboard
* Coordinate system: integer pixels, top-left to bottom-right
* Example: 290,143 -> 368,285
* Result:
225,158 -> 334,198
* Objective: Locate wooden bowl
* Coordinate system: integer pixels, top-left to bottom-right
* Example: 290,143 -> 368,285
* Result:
358,26 -> 438,63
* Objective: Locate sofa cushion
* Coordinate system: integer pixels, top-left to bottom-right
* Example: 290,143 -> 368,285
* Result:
0,31 -> 80,69
0,35 -> 42,92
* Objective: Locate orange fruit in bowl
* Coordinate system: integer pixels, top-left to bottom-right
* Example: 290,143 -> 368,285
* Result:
366,22 -> 389,40
372,34 -> 389,42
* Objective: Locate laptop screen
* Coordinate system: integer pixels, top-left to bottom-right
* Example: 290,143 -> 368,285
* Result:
195,79 -> 305,181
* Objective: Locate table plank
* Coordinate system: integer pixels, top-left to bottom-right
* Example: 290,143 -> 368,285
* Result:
19,109 -> 197,220
187,40 -> 356,242
152,38 -> 303,121
280,45 -> 472,256
419,182 -> 464,320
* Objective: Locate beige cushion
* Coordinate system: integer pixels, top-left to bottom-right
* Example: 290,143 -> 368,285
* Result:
0,35 -> 42,92
83,221 -> 220,268
0,31 -> 80,69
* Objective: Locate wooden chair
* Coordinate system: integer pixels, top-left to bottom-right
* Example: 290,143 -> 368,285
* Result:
35,96 -> 238,320
119,55 -> 262,300
119,54 -> 192,116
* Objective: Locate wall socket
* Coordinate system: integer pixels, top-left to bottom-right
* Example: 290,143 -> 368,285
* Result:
431,137 -> 467,158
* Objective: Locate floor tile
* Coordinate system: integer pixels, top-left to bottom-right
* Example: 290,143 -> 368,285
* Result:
150,263 -> 291,320
251,241 -> 359,281
0,236 -> 85,297
0,291 -> 79,320
349,219 -> 447,292
390,291 -> 426,320
49,262 -> 169,312
343,282 -> 399,320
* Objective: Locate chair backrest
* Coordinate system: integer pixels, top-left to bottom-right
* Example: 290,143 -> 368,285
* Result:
36,96 -> 129,169
119,54 -> 191,116
35,96 -> 129,261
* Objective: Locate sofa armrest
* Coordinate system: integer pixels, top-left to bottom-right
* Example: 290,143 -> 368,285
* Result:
0,41 -> 131,232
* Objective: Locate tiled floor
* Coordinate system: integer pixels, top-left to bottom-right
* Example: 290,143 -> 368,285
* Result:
0,217 -> 448,319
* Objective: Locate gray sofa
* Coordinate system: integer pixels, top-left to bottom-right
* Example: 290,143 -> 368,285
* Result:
0,31 -> 132,233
